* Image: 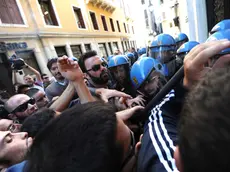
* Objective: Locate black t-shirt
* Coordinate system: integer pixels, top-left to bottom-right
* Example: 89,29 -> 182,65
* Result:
137,85 -> 187,172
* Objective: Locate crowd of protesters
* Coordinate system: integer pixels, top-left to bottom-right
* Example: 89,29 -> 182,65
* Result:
1,19 -> 230,172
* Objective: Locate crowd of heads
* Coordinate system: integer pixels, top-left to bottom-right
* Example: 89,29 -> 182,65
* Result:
0,19 -> 230,172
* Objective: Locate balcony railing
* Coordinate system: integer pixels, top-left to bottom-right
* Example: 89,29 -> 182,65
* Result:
86,0 -> 116,13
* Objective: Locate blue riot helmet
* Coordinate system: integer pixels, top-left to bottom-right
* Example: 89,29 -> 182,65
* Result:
107,55 -> 114,62
137,53 -> 147,61
100,57 -> 108,67
176,41 -> 200,63
210,19 -> 230,34
130,57 -> 167,98
149,39 -> 159,59
126,52 -> 135,65
108,55 -> 129,68
206,29 -> 230,67
150,34 -> 176,64
138,47 -> 147,56
108,55 -> 130,86
175,33 -> 189,49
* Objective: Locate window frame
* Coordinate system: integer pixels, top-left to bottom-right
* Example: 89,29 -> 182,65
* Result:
98,42 -> 108,57
89,10 -> 99,31
109,18 -> 115,32
70,44 -> 83,58
127,24 -> 130,33
54,45 -> 67,57
100,15 -> 108,31
132,26 -> 135,34
116,20 -> 121,32
72,5 -> 87,30
36,0 -> 62,28
84,43 -> 92,52
123,22 -> 127,33
0,0 -> 28,27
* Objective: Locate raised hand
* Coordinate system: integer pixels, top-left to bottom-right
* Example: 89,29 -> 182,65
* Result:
183,40 -> 230,89
57,56 -> 84,82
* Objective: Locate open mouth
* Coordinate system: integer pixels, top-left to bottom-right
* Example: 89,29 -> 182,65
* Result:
101,73 -> 109,79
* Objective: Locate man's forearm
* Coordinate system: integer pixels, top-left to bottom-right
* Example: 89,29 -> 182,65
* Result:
49,83 -> 75,112
26,65 -> 42,82
73,80 -> 95,104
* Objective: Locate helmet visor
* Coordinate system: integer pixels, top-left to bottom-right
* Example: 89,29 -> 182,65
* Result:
155,48 -> 176,64
138,69 -> 167,97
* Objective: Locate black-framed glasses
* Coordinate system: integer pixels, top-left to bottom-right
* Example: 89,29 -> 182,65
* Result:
87,62 -> 107,72
120,130 -> 136,170
11,98 -> 36,114
7,120 -> 21,132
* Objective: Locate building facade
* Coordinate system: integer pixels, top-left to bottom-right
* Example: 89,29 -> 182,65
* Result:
0,0 -> 136,82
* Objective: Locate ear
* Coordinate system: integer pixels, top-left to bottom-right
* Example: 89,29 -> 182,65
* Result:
174,146 -> 183,172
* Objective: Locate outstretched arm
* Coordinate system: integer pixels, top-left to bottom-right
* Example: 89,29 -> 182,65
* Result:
57,56 -> 95,104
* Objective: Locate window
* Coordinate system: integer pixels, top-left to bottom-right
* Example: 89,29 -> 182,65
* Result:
141,0 -> 145,4
71,45 -> 82,58
113,42 -> 119,50
73,7 -> 85,29
101,15 -> 108,31
98,43 -> 108,58
130,41 -> 133,48
123,23 -> 127,33
89,12 -> 99,30
108,42 -> 113,54
132,26 -> 135,34
0,0 -> 24,24
55,46 -> 67,57
144,10 -> 149,27
38,0 -> 58,26
127,41 -> 130,50
116,20 -> 121,32
121,42 -> 125,52
127,24 -> 130,33
124,41 -> 128,50
110,18 -> 115,32
84,44 -> 91,52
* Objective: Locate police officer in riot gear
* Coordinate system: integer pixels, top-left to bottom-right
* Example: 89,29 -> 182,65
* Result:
175,33 -> 189,49
149,33 -> 178,80
130,57 -> 167,104
176,41 -> 200,67
108,55 -> 136,97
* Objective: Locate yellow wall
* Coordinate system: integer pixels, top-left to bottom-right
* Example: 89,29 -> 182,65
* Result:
0,0 -> 133,37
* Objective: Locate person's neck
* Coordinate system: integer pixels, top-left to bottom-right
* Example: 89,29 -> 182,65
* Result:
56,78 -> 65,83
88,78 -> 107,88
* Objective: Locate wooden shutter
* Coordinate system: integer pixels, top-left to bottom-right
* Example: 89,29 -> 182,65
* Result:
8,0 -> 24,24
0,0 -> 13,24
0,0 -> 24,24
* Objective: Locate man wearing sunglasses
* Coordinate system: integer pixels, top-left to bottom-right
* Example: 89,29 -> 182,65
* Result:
4,94 -> 38,123
0,119 -> 21,133
78,51 -> 111,89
